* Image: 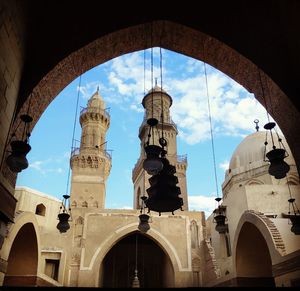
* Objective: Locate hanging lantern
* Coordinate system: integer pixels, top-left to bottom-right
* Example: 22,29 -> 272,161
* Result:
57,212 -> 70,233
138,214 -> 150,233
287,198 -> 300,235
138,195 -> 151,233
143,144 -> 163,175
213,198 -> 228,234
132,269 -> 140,288
6,114 -> 33,173
264,122 -> 290,179
145,157 -> 183,215
143,118 -> 163,175
266,148 -> 290,179
57,194 -> 71,233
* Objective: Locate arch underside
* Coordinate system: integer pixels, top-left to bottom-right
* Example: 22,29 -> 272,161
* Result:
6,20 -> 299,189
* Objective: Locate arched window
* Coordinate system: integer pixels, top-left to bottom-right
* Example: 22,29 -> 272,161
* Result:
137,187 -> 141,208
190,220 -> 199,249
35,204 -> 46,216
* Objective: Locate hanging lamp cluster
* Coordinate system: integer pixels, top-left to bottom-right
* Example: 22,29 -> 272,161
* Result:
141,46 -> 183,215
142,116 -> 183,215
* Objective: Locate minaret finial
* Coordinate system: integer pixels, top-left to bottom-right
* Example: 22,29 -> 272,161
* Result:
155,77 -> 158,87
97,85 -> 99,92
254,119 -> 259,132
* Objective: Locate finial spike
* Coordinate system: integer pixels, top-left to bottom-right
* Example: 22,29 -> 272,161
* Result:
254,119 -> 259,132
155,77 -> 158,87
97,85 -> 99,92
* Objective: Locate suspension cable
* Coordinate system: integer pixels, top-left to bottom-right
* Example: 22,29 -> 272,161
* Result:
65,74 -> 82,195
203,62 -> 219,198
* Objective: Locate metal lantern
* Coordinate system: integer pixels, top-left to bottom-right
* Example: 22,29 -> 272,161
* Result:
143,144 -> 163,175
6,114 -> 33,173
264,122 -> 290,179
138,214 -> 150,233
266,148 -> 290,179
213,198 -> 228,234
56,194 -> 71,233
145,157 -> 183,215
57,212 -> 70,233
142,118 -> 163,175
287,198 -> 300,235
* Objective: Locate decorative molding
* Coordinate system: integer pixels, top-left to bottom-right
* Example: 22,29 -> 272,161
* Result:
246,210 -> 286,255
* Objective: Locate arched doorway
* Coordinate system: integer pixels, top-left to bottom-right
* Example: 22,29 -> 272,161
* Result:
100,232 -> 174,288
235,222 -> 274,287
4,223 -> 38,286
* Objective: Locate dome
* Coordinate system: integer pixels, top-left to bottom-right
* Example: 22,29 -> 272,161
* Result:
142,85 -> 172,108
147,85 -> 167,94
228,130 -> 296,173
87,89 -> 105,109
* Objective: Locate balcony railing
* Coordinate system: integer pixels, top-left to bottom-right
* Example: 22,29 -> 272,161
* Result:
80,106 -> 110,119
71,147 -> 112,160
138,117 -> 177,133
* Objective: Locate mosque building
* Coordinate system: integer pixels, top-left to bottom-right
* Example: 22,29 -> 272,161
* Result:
1,87 -> 300,287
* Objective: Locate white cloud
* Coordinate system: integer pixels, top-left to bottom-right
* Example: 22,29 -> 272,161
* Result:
219,160 -> 229,172
89,49 -> 276,145
29,161 -> 46,174
28,152 -> 68,176
78,81 -> 101,99
188,195 -> 218,218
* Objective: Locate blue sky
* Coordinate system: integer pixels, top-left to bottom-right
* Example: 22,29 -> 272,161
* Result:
16,48 -> 270,217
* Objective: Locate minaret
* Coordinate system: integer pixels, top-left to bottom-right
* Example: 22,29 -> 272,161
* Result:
70,89 -> 111,210
132,86 -> 189,210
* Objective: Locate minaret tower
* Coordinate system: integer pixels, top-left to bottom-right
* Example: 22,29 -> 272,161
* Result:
70,89 -> 111,210
132,86 -> 188,211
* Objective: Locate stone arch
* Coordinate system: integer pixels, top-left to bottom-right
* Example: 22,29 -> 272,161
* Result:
87,224 -> 181,287
100,232 -> 174,287
10,20 -> 299,185
245,178 -> 264,186
1,212 -> 41,286
286,174 -> 299,185
232,211 -> 285,282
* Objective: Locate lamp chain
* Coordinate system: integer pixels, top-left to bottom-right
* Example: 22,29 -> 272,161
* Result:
258,69 -> 271,123
65,74 -> 82,197
203,62 -> 219,198
159,46 -> 164,140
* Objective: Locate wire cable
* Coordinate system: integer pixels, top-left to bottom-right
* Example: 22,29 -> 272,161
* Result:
65,74 -> 82,196
203,62 -> 219,198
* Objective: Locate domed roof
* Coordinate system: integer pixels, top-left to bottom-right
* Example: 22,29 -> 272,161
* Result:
87,88 -> 105,109
229,130 -> 296,173
147,85 -> 167,94
142,85 -> 172,107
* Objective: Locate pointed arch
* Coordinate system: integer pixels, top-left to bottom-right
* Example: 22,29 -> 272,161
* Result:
1,212 -> 41,286
245,179 -> 264,186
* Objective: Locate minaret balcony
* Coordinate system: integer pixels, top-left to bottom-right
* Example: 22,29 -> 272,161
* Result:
138,117 -> 177,135
71,146 -> 112,160
80,106 -> 110,125
80,106 -> 110,118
